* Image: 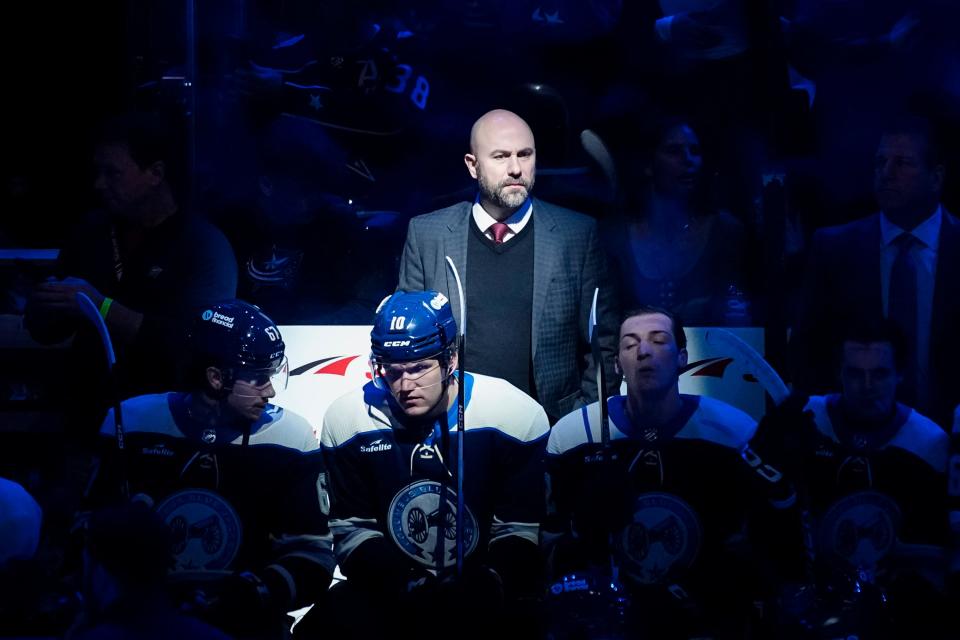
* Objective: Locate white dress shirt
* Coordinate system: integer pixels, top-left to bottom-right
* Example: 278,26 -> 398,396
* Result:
472,200 -> 534,244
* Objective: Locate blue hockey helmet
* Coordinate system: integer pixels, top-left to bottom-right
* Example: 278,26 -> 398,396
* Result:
190,300 -> 288,389
370,290 -> 458,364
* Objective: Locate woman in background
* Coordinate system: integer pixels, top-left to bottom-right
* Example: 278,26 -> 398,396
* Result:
605,118 -> 751,326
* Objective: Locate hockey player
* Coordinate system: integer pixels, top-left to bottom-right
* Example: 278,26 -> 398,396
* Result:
546,306 -> 800,638
753,321 -> 950,637
295,290 -> 549,639
86,300 -> 333,639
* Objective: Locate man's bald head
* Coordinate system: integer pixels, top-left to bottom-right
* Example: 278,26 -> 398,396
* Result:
465,110 -> 537,219
469,110 -> 535,155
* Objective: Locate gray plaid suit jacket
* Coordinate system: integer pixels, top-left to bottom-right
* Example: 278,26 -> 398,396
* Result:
398,198 -> 620,420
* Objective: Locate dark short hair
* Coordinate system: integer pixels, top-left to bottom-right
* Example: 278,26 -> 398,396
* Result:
93,112 -> 180,170
85,501 -> 173,587
881,113 -> 946,169
837,319 -> 908,372
646,116 -> 698,149
621,305 -> 687,350
634,116 -> 701,171
92,112 -> 186,198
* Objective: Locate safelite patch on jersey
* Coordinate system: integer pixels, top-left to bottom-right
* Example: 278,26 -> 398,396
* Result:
388,480 -> 478,570
613,492 -> 702,585
155,489 -> 243,571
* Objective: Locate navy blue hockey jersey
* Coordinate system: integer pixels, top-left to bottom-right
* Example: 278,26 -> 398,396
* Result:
91,393 -> 334,611
757,394 -> 949,575
320,372 -> 549,580
547,394 -> 797,591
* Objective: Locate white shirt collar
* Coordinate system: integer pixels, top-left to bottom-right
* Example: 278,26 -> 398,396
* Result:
471,198 -> 534,234
880,205 -> 942,250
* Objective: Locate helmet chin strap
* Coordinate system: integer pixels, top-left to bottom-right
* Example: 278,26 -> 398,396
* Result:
190,390 -> 257,448
426,364 -> 459,421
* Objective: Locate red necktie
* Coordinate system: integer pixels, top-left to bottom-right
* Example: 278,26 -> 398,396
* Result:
490,222 -> 510,244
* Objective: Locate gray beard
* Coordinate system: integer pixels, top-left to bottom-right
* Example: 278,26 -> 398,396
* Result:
494,187 -> 528,209
478,173 -> 533,211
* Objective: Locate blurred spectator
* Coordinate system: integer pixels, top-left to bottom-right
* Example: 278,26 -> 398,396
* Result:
783,1 -> 960,211
604,119 -> 750,326
69,501 -> 232,640
610,1 -> 802,216
0,476 -> 42,569
197,2 -> 435,323
0,477 -> 50,636
793,114 -> 960,428
23,112 -> 238,438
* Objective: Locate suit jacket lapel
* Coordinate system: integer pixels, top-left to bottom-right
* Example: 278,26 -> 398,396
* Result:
838,214 -> 883,317
863,214 -> 884,315
931,210 -> 960,361
532,199 -> 562,355
444,202 -> 471,327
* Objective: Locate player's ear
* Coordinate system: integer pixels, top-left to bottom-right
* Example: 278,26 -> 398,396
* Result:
368,357 -> 386,390
206,366 -> 224,391
447,351 -> 459,376
677,349 -> 688,369
614,357 -> 621,375
146,160 -> 166,186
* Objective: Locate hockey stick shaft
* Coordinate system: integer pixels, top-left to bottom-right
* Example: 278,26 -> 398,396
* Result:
445,256 -> 466,576
588,288 -> 611,451
76,292 -> 129,498
589,287 -> 620,580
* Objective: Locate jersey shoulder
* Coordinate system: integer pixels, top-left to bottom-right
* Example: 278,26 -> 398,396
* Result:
888,408 -> 949,473
548,400 -> 603,456
804,395 -> 840,441
101,393 -> 182,438
466,373 -> 549,443
677,396 -> 757,450
251,405 -> 319,452
320,383 -> 393,448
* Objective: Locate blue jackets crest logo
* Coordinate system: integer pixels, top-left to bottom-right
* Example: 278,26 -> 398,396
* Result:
613,492 -> 702,584
388,480 -> 478,569
819,491 -> 900,570
155,489 -> 243,571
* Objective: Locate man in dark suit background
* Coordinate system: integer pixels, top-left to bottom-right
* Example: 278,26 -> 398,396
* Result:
794,115 -> 960,428
398,109 -> 619,421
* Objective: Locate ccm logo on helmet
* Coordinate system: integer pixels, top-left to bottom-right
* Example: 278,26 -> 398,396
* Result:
383,340 -> 411,347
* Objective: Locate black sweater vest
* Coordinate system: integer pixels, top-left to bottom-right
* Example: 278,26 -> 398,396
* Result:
465,217 -> 536,398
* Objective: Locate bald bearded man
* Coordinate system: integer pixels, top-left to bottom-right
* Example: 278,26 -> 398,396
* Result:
399,109 -> 619,421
